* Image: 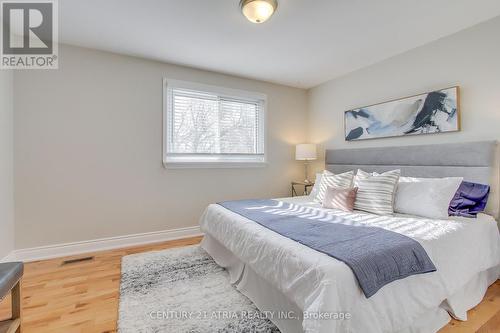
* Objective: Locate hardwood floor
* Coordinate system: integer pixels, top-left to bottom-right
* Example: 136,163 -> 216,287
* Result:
0,236 -> 498,333
0,237 -> 202,333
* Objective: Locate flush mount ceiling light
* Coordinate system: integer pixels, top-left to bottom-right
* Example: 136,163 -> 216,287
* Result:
240,0 -> 278,24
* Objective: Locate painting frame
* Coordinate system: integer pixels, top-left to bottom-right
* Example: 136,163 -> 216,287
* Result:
344,86 -> 461,141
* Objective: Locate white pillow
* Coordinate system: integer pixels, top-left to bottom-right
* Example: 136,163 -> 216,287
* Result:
354,169 -> 401,215
394,176 -> 463,219
354,169 -> 378,185
355,169 -> 400,204
314,170 -> 354,203
308,173 -> 323,199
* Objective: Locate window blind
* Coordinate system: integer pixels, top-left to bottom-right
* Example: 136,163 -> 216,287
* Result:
165,85 -> 265,165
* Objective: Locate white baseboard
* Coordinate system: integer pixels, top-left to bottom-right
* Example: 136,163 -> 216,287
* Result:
1,251 -> 16,263
1,226 -> 203,263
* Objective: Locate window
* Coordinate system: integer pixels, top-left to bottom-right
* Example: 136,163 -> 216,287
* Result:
163,79 -> 266,167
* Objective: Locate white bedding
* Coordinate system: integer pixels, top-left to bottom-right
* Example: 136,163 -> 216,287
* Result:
199,196 -> 500,333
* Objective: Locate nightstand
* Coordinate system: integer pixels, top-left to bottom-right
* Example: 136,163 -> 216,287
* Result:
291,181 -> 315,197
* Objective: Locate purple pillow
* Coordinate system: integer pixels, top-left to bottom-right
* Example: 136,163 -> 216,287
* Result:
449,181 -> 490,218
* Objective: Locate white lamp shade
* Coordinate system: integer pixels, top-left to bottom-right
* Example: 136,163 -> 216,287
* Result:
295,144 -> 317,161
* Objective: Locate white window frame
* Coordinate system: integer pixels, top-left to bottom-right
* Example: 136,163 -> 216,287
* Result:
163,79 -> 267,168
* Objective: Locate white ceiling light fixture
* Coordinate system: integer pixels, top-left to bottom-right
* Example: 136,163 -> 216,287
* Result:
240,0 -> 278,24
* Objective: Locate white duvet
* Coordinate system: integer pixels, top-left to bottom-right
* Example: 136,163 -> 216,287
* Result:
199,196 -> 500,333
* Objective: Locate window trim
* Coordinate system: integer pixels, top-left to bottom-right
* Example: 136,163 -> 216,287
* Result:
162,78 -> 268,169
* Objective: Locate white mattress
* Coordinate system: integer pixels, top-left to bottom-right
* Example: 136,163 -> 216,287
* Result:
199,196 -> 500,333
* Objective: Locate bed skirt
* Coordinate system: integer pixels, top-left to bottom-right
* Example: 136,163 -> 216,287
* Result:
201,234 -> 499,333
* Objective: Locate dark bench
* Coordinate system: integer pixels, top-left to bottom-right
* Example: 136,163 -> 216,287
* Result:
0,262 -> 23,333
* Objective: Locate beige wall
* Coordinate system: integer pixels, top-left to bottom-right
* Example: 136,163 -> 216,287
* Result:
14,45 -> 308,248
308,17 -> 500,161
0,70 -> 14,258
12,17 -> 500,249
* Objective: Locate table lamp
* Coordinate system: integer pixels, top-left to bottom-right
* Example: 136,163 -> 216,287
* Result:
295,144 -> 317,183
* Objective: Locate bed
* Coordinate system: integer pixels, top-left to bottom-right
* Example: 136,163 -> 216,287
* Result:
199,141 -> 500,333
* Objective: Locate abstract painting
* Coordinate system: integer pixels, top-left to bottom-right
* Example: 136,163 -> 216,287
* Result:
344,87 -> 460,141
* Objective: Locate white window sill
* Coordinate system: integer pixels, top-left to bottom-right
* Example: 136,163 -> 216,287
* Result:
163,161 -> 268,169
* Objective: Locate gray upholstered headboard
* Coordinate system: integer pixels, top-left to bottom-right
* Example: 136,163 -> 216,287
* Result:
325,141 -> 499,219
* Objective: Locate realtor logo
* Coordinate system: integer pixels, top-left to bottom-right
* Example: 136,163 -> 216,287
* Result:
1,0 -> 58,69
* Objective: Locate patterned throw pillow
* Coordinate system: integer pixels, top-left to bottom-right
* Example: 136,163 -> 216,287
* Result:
354,169 -> 401,215
322,187 -> 358,211
314,170 -> 354,203
308,173 -> 323,199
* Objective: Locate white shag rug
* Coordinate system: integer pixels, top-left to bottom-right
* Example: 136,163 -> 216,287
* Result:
118,245 -> 280,333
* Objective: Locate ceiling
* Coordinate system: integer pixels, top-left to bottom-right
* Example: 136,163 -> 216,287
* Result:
59,0 -> 500,88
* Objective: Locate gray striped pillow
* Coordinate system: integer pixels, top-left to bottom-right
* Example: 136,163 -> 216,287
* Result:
354,169 -> 401,215
314,170 -> 354,203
